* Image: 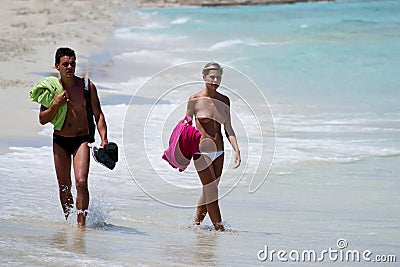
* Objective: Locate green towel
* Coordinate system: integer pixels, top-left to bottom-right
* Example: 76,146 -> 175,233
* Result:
29,76 -> 67,130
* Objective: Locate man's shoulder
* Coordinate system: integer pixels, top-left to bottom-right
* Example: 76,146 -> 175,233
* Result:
80,77 -> 98,96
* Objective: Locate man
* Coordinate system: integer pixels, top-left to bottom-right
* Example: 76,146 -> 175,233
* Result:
38,47 -> 108,230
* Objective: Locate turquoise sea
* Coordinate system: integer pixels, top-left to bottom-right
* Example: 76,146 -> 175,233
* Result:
1,0 -> 399,265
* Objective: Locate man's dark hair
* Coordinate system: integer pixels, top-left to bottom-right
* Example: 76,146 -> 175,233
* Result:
55,47 -> 76,64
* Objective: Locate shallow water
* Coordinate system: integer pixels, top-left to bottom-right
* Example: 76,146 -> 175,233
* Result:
1,0 -> 399,265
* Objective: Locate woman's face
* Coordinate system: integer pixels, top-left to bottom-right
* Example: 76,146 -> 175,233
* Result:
204,69 -> 222,90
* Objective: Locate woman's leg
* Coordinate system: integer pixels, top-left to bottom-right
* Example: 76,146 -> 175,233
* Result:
194,153 -> 224,231
193,194 -> 207,225
211,154 -> 224,231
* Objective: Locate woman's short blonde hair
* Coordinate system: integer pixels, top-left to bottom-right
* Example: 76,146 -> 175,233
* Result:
202,62 -> 223,76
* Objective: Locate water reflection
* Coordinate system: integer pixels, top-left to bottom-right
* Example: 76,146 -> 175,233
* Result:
51,226 -> 86,254
193,230 -> 219,266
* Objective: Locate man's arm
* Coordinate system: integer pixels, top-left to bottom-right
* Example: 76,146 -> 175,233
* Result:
39,90 -> 67,125
89,81 -> 108,147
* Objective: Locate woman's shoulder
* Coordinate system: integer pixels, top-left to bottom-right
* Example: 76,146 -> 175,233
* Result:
216,92 -> 230,105
188,91 -> 204,100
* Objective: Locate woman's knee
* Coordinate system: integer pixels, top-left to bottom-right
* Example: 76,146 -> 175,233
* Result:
203,182 -> 219,203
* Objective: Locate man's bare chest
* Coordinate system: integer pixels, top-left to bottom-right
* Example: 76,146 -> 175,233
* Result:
65,86 -> 86,109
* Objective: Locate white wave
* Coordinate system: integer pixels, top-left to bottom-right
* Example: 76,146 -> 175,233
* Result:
114,31 -> 187,44
96,76 -> 149,94
116,22 -> 169,31
275,113 -> 400,134
116,49 -> 159,58
300,23 -> 309,29
114,49 -> 187,67
115,10 -> 169,31
171,17 -> 190,25
274,136 -> 400,165
206,39 -> 288,51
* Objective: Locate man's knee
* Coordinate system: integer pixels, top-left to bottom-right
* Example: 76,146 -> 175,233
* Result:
75,177 -> 88,190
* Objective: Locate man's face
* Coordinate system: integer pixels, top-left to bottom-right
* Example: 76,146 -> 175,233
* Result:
56,56 -> 76,78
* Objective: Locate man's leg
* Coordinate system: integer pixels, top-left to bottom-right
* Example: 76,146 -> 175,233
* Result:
73,142 -> 90,230
53,143 -> 73,219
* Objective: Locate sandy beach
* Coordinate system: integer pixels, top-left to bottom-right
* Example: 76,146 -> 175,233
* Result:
0,0 -> 133,153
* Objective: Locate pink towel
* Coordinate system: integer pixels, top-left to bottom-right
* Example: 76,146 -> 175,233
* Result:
162,116 -> 201,172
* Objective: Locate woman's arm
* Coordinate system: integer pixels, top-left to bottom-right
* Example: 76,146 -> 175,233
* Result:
224,98 -> 241,169
186,96 -> 195,119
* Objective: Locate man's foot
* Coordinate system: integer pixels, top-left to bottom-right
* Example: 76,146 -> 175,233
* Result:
214,222 -> 225,232
77,210 -> 87,231
77,223 -> 86,231
63,204 -> 73,220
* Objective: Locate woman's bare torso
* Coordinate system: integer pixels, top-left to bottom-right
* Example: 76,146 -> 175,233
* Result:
193,93 -> 229,151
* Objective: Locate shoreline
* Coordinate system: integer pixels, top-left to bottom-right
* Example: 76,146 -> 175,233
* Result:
136,0 -> 333,8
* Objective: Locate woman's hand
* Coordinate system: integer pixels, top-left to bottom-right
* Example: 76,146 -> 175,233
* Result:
233,151 -> 241,169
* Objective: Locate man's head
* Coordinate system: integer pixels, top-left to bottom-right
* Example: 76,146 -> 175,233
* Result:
55,47 -> 76,64
55,47 -> 76,78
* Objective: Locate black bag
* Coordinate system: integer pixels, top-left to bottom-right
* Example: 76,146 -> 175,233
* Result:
84,77 -> 96,143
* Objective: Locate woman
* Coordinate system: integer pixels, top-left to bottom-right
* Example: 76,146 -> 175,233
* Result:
186,62 -> 241,231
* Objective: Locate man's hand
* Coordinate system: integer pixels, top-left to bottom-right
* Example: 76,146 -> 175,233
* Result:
53,89 -> 68,107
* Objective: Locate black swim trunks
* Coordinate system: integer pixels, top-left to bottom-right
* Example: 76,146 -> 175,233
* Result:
53,133 -> 90,155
